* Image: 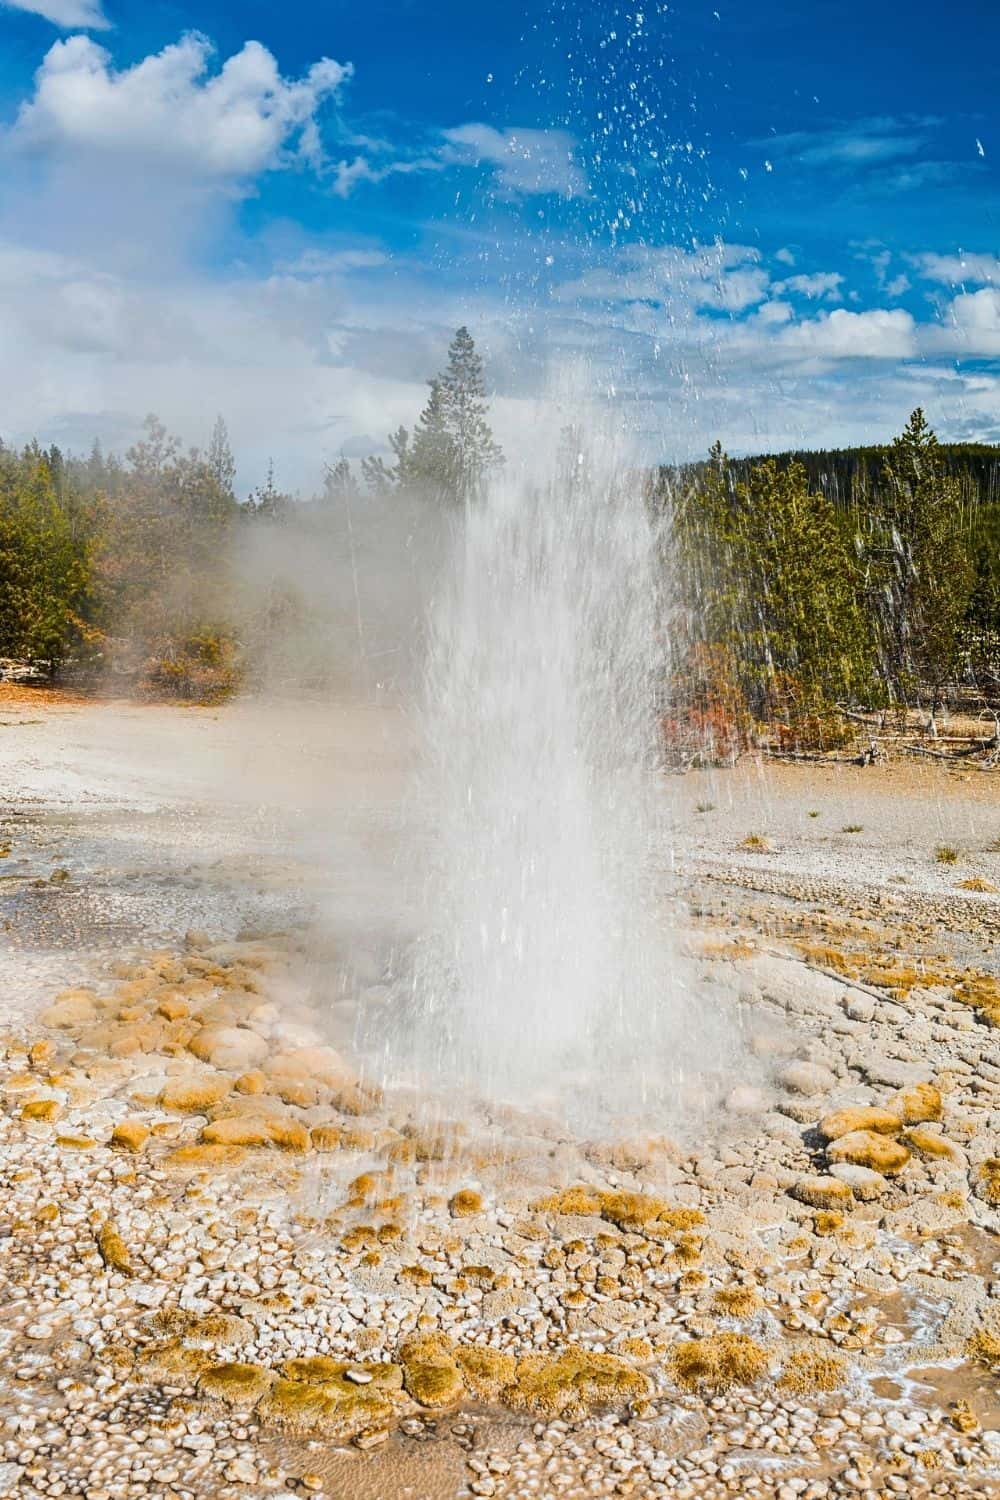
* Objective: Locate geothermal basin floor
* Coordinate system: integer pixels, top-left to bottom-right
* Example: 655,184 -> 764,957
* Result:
1,696 -> 1000,1499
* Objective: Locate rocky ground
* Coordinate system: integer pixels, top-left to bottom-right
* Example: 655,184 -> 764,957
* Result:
1,696 -> 999,1500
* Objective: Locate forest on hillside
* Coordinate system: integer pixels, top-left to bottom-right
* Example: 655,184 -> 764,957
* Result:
2,327 -> 999,754
703,442 -> 1000,509
663,414 -> 1000,755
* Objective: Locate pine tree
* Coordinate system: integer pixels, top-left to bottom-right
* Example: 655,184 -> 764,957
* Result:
0,447 -> 88,670
360,455 -> 394,496
126,414 -> 180,482
408,377 -> 459,497
387,426 -> 411,485
673,447 -> 874,730
403,328 -> 503,502
207,416 -> 236,498
870,409 -> 974,718
247,459 -> 288,519
438,326 -> 504,502
323,458 -> 358,501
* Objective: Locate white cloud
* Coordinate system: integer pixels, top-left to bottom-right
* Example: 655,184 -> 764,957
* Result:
331,156 -> 382,195
276,248 -> 389,278
553,242 -> 769,313
8,31 -> 585,211
0,235 -> 450,489
753,116 -> 933,168
331,152 -> 441,198
938,287 -> 1000,355
2,226 -> 999,492
773,271 -> 844,301
855,243 -> 892,280
2,25 -> 1000,485
913,251 -> 1000,285
951,286 -> 1000,329
328,123 -> 587,200
752,300 -> 793,326
750,118 -> 977,195
881,160 -> 972,193
1,0 -> 108,29
440,124 -> 587,198
779,307 -> 917,359
10,33 -> 349,179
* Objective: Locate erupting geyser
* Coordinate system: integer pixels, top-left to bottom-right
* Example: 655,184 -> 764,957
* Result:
368,413 -> 734,1129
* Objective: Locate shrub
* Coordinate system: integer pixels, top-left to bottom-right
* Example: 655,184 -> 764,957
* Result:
140,629 -> 241,703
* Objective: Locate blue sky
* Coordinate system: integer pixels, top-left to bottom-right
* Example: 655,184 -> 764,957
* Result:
0,0 -> 998,489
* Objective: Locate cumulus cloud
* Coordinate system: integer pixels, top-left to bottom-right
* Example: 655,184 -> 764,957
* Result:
937,287 -> 1000,355
779,307 -> 917,359
0,234 -> 448,488
1,225 -> 998,492
751,300 -> 793,326
439,124 -> 587,198
10,33 -> 349,179
914,251 -> 1000,285
2,22 -> 999,482
773,271 -> 844,301
1,0 -> 108,28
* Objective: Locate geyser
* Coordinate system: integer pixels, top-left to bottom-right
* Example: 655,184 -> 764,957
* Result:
365,414 -> 735,1130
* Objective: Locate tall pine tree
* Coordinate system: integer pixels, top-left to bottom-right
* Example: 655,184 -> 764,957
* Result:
870,409 -> 974,719
438,326 -> 504,502
207,416 -> 236,498
400,327 -> 504,502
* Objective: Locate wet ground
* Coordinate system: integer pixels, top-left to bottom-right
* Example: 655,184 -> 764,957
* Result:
1,696 -> 999,1499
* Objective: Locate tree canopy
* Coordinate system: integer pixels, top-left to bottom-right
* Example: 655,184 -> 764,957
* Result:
365,326 -> 504,503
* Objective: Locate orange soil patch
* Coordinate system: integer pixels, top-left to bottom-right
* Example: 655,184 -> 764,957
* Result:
0,680 -> 92,708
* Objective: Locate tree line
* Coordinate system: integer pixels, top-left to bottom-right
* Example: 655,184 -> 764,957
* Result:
665,408 -> 997,754
0,417 -> 259,696
1,316 -> 997,739
0,328 -> 502,697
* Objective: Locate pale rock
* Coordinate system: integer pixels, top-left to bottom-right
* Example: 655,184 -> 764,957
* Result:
854,1055 -> 926,1090
790,1175 -> 853,1211
40,994 -> 97,1028
189,1026 -> 269,1072
740,953 -> 846,1018
842,991 -> 875,1024
724,1085 -> 769,1115
760,1112 -> 803,1144
265,1044 -> 358,1090
828,1163 -> 889,1201
779,1061 -> 837,1097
